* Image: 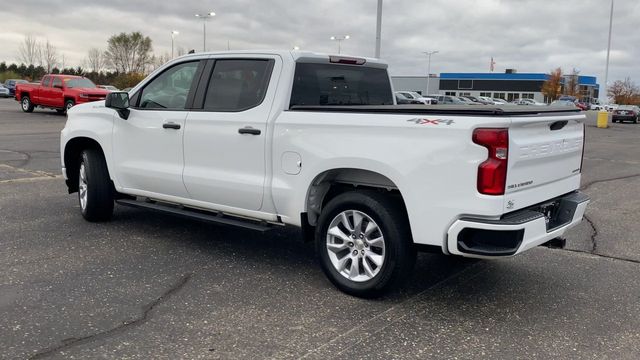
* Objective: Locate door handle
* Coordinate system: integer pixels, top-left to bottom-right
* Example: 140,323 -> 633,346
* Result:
162,122 -> 181,130
238,127 -> 261,135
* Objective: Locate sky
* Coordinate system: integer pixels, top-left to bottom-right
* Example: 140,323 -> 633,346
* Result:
0,0 -> 637,85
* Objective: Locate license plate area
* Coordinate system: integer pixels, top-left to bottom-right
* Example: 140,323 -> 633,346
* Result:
530,192 -> 588,232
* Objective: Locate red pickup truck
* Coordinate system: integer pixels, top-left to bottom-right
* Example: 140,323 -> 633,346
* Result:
15,74 -> 110,114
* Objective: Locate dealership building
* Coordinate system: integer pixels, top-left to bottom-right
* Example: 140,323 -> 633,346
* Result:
391,72 -> 600,103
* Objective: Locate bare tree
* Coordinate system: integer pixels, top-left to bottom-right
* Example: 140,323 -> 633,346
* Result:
608,78 -> 640,105
104,32 -> 153,74
86,48 -> 106,72
42,39 -> 58,73
18,35 -> 41,66
564,68 -> 580,97
151,52 -> 171,71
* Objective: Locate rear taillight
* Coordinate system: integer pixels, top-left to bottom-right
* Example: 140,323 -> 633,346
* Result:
473,128 -> 509,195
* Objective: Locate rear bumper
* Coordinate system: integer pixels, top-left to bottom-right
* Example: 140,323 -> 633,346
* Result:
447,191 -> 589,258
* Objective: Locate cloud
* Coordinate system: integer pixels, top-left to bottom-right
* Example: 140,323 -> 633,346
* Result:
0,0 -> 637,84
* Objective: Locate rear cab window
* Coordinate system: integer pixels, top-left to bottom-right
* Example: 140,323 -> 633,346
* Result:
289,63 -> 393,107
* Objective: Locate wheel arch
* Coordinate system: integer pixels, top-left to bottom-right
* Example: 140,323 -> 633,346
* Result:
304,168 -> 409,228
63,137 -> 108,194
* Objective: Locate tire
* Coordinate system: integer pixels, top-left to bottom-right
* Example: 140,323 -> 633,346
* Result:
315,190 -> 416,298
21,96 -> 34,113
78,149 -> 114,222
64,100 -> 75,114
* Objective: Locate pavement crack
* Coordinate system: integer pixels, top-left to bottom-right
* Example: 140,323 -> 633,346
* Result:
581,173 -> 640,191
559,248 -> 640,265
28,273 -> 192,359
583,214 -> 598,253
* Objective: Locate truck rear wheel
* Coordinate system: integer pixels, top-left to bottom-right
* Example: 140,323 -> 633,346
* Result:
21,96 -> 34,113
315,190 -> 416,298
78,149 -> 114,222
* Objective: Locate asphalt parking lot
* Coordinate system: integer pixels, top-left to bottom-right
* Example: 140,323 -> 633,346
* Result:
1,98 -> 639,359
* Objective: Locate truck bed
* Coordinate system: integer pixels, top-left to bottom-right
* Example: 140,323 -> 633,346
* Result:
289,105 -> 581,116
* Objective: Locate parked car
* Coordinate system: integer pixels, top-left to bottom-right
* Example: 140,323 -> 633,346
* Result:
4,79 -> 28,96
575,101 -> 589,111
458,96 -> 480,104
478,96 -> 499,105
492,98 -> 509,105
15,74 -> 110,114
395,93 -> 423,104
97,85 -> 120,92
612,105 -> 640,123
60,51 -> 589,297
427,94 -> 468,105
0,84 -> 10,98
589,103 -> 604,110
461,95 -> 489,104
398,91 -> 437,104
605,104 -> 619,112
513,98 -> 546,106
550,100 -> 577,107
456,96 -> 478,105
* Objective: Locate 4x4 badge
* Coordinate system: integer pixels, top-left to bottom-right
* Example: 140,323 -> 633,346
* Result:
407,118 -> 455,125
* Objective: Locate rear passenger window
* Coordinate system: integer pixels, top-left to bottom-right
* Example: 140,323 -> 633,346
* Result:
52,78 -> 62,88
289,63 -> 393,107
203,59 -> 273,112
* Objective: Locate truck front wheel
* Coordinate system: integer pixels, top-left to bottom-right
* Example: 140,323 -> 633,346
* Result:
78,149 -> 114,222
65,100 -> 75,114
21,96 -> 34,113
315,191 -> 416,298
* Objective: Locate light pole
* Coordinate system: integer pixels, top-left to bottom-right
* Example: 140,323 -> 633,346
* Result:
423,50 -> 439,95
375,0 -> 383,58
195,11 -> 216,52
330,35 -> 350,54
603,0 -> 614,102
171,30 -> 179,58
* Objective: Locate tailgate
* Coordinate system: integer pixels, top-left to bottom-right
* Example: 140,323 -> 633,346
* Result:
506,113 -> 585,199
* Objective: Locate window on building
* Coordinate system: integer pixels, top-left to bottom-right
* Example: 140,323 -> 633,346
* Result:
458,80 -> 473,89
493,92 -> 505,99
507,93 -> 520,102
521,93 -> 534,99
460,92 -> 471,96
479,92 -> 491,97
445,91 -> 456,96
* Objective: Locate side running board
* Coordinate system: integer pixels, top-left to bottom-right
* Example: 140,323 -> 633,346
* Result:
116,199 -> 273,232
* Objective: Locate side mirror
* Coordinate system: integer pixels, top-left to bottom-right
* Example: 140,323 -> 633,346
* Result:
105,92 -> 130,120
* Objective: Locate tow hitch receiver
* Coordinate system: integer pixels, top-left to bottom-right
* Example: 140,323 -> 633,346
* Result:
541,237 -> 566,249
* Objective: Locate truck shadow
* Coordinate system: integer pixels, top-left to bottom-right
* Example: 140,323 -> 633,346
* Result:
112,206 -> 476,302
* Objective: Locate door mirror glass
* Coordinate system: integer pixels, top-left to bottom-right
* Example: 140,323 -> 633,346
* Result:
105,92 -> 130,120
105,92 -> 130,109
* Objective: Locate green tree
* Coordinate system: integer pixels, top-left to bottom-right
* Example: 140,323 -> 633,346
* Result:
105,32 -> 153,74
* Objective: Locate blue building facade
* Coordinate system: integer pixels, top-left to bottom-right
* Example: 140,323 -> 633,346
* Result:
438,72 -> 599,103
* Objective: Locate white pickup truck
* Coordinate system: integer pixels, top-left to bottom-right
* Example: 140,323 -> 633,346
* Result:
60,51 -> 589,297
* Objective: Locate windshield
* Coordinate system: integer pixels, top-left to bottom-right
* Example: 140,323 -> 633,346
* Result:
65,78 -> 97,89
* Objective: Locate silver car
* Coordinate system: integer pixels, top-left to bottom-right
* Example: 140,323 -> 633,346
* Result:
0,84 -> 10,98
